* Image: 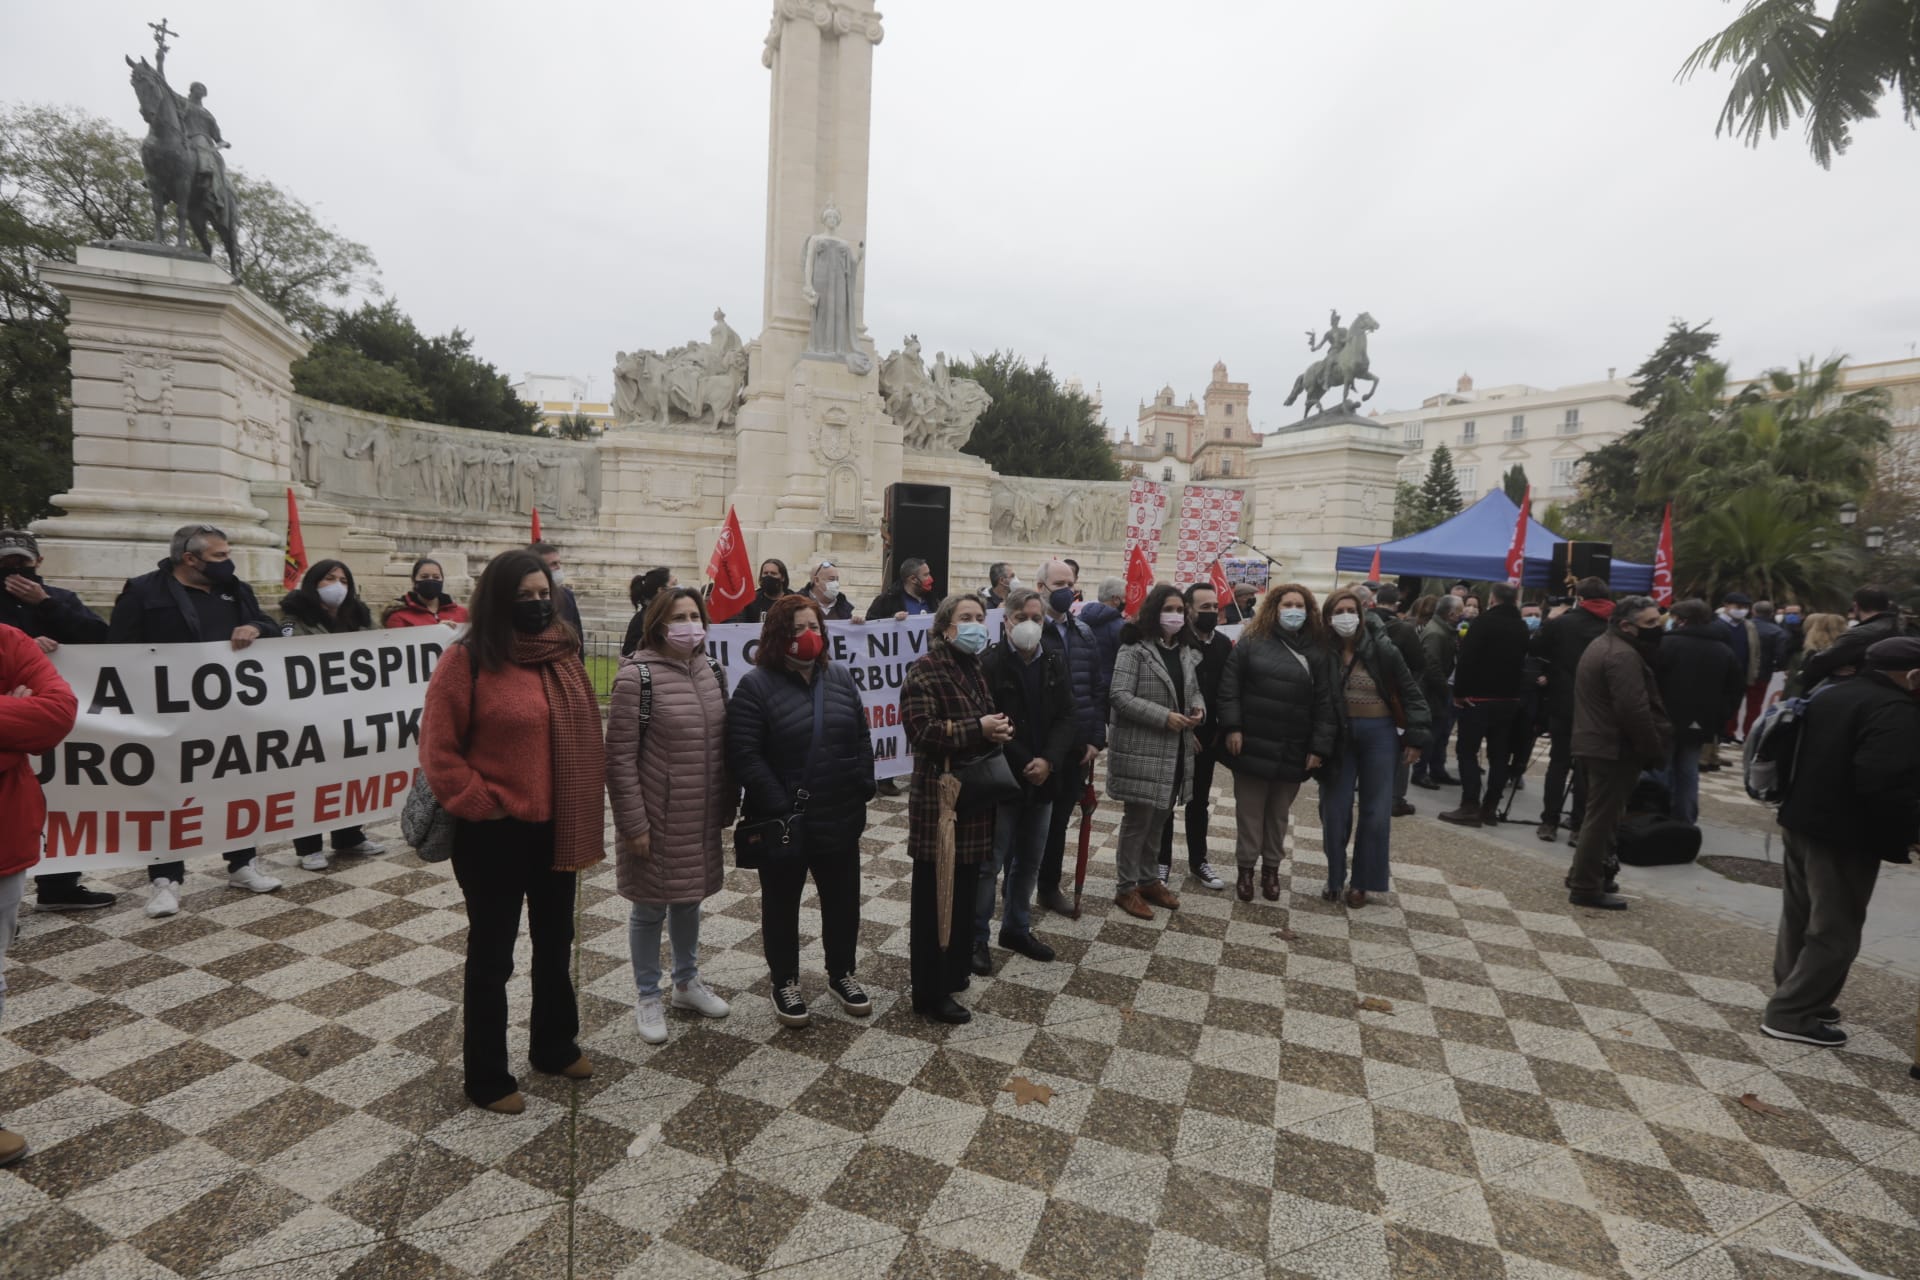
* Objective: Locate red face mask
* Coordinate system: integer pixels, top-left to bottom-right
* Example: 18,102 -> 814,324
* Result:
788,629 -> 825,662
920,575 -> 935,592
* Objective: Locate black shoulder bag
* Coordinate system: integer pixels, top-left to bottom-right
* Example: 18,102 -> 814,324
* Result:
734,672 -> 824,866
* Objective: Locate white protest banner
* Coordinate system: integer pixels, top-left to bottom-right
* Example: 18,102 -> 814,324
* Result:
694,610 -> 996,780
1125,477 -> 1168,560
33,627 -> 457,874
1174,485 -> 1244,584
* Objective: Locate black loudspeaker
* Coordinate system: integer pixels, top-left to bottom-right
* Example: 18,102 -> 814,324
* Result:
1550,540 -> 1612,589
883,483 -> 952,597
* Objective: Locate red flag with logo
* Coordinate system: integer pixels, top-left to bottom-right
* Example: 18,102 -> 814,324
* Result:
1123,543 -> 1154,618
1367,545 -> 1382,581
706,506 -> 755,622
1208,557 -> 1230,600
530,508 -> 542,542
1503,487 -> 1531,587
283,487 -> 308,591
1652,502 -> 1675,607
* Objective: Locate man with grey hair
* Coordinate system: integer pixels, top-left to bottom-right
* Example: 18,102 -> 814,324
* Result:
110,523 -> 283,917
984,562 -> 1015,607
1567,595 -> 1673,910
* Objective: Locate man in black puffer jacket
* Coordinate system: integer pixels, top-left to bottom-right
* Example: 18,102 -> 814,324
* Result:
1158,582 -> 1234,890
1531,577 -> 1613,841
1800,585 -> 1907,692
1653,600 -> 1744,826
1763,636 -> 1920,1047
1441,582 -> 1531,827
1035,558 -> 1110,912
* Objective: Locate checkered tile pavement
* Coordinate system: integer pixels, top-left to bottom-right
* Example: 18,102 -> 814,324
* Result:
4,781 -> 1919,1279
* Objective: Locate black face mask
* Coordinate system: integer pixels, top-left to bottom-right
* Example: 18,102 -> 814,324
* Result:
511,599 -> 554,635
761,575 -> 784,598
1193,610 -> 1219,632
1630,628 -> 1662,652
1,565 -> 39,585
197,557 -> 237,583
414,579 -> 443,602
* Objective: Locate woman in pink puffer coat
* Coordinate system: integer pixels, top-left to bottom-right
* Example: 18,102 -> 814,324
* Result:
606,589 -> 738,1044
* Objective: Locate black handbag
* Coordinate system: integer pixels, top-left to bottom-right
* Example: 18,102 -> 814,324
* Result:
953,745 -> 1020,810
734,672 -> 825,867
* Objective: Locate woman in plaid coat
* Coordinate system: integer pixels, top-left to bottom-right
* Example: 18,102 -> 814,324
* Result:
903,593 -> 1013,1024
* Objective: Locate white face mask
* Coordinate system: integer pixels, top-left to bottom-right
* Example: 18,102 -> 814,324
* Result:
317,582 -> 349,607
820,580 -> 841,600
1726,607 -> 1747,620
548,567 -> 566,586
1331,613 -> 1361,637
1007,577 -> 1021,592
1010,619 -> 1043,652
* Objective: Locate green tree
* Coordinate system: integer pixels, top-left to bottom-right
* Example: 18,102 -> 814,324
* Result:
292,300 -> 540,434
1501,463 -> 1530,504
1417,444 -> 1463,526
1679,0 -> 1920,169
953,351 -> 1121,482
1682,488 -> 1863,606
539,411 -> 599,441
1391,480 -> 1428,537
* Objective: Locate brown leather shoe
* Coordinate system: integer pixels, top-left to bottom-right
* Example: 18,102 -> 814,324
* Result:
553,1057 -> 593,1081
1261,863 -> 1281,901
1391,799 -> 1416,817
1236,866 -> 1255,902
1114,889 -> 1153,920
1345,888 -> 1368,909
1141,881 -> 1180,911
1437,805 -> 1482,827
481,1091 -> 526,1115
0,1127 -> 27,1166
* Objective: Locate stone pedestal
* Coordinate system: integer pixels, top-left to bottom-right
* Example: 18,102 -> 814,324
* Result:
1244,412 -> 1405,591
33,244 -> 306,602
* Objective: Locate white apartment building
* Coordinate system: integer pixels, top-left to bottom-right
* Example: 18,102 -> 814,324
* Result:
1372,371 -> 1638,506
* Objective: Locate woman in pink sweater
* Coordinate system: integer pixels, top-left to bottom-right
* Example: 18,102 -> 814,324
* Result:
422,549 -> 606,1115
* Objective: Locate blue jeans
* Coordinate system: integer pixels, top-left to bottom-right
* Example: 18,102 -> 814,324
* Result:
1666,742 -> 1702,826
628,900 -> 701,999
976,795 -> 1053,945
1320,716 -> 1398,894
1418,698 -> 1453,780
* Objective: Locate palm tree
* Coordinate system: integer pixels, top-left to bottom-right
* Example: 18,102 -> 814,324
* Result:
1679,0 -> 1920,169
1680,489 -> 1863,606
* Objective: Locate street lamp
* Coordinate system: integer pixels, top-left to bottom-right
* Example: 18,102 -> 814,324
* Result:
1838,501 -> 1859,528
1866,525 -> 1886,552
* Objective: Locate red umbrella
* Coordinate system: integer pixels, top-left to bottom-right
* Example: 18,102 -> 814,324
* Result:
1069,773 -> 1098,920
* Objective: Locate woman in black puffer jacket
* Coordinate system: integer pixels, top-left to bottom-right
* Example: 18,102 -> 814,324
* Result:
1217,583 -> 1337,902
725,595 -> 877,1030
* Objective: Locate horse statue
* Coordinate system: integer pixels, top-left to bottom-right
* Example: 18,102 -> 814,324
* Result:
125,54 -> 241,268
1283,311 -> 1381,419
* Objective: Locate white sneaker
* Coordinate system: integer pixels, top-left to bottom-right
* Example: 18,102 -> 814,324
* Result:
298,852 -> 331,872
227,863 -> 283,894
336,838 -> 386,857
1194,861 -> 1226,891
671,978 -> 731,1019
145,878 -> 180,918
634,995 -> 668,1044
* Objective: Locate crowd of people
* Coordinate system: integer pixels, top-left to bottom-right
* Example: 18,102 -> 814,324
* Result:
1,521 -> 1917,1152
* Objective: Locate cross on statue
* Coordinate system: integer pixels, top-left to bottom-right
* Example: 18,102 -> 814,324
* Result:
148,17 -> 177,59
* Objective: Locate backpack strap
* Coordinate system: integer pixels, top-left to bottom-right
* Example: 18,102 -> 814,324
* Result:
706,654 -> 728,699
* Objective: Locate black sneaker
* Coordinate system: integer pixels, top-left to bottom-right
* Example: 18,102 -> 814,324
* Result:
771,978 -> 811,1028
970,942 -> 993,976
828,974 -> 872,1017
1000,931 -> 1056,963
1761,1022 -> 1847,1048
1816,1007 -> 1843,1026
34,886 -> 116,911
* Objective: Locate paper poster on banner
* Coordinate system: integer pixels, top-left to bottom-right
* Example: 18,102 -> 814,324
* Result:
1124,477 -> 1168,559
1174,485 -> 1244,584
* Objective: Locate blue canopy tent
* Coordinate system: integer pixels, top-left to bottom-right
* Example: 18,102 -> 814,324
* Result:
1335,491 -> 1653,591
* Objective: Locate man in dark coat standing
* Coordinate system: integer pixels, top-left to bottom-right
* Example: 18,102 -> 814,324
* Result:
1653,600 -> 1745,826
530,542 -> 587,658
1800,585 -> 1906,692
1763,636 -> 1920,1046
110,524 -> 283,916
1413,595 -> 1461,788
1441,582 -> 1530,827
1157,582 -> 1232,889
1531,576 -> 1612,841
1034,558 -> 1109,913
1567,597 -> 1673,911
0,531 -> 117,911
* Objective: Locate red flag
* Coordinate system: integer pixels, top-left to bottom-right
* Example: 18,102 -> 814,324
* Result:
1208,557 -> 1230,600
530,508 -> 543,542
1652,502 -> 1675,607
1503,486 -> 1531,587
706,506 -> 755,622
1123,543 -> 1154,618
1367,545 -> 1382,581
283,487 -> 308,591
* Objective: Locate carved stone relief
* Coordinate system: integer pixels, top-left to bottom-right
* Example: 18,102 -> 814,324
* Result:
636,467 -> 704,512
989,478 -> 1129,547
879,337 -> 992,453
121,352 -> 174,432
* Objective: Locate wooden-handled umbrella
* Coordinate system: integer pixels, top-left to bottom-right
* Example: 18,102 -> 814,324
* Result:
935,772 -> 962,947
1069,771 -> 1097,921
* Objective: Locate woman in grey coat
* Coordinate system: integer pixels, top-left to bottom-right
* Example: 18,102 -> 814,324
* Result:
1106,584 -> 1204,921
606,588 -> 736,1044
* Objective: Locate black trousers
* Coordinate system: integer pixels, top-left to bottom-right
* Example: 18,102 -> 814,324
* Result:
449,818 -> 579,1107
910,857 -> 979,1008
148,849 -> 258,884
757,841 -> 862,982
1453,701 -> 1519,808
294,826 -> 365,857
1159,745 -> 1219,873
1540,716 -> 1588,830
1039,759 -> 1094,893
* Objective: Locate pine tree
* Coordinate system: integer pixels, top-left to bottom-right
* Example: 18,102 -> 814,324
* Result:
1419,445 -> 1464,524
1502,464 -> 1529,504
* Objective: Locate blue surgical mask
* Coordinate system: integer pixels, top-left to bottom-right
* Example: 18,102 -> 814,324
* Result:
1279,607 -> 1307,632
953,622 -> 990,654
1047,587 -> 1075,615
1524,615 -> 1541,632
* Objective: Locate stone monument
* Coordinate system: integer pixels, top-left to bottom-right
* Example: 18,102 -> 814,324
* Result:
122,19 -> 241,268
1283,308 -> 1382,421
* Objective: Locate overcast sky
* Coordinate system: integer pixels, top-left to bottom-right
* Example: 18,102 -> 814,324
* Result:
7,1 -> 1918,436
